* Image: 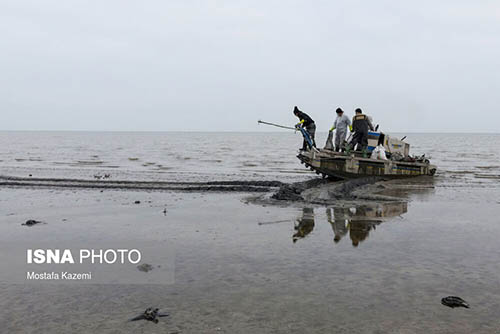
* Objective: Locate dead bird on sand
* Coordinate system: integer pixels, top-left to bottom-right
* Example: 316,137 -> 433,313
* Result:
441,296 -> 469,308
93,173 -> 111,180
22,219 -> 45,226
137,263 -> 154,272
130,307 -> 169,323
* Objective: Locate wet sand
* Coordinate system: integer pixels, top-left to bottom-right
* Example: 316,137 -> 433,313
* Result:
1,177 -> 499,333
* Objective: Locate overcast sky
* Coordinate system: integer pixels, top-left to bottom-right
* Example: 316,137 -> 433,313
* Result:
1,0 -> 499,132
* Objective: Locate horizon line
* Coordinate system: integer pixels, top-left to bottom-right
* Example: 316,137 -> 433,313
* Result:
0,129 -> 499,134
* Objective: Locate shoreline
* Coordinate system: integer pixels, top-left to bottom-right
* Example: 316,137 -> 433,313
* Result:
1,178 -> 499,333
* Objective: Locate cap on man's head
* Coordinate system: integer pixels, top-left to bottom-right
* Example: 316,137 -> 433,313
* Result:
335,108 -> 343,114
293,106 -> 300,114
355,108 -> 362,113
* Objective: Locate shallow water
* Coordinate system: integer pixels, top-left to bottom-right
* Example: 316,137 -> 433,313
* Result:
1,131 -> 499,185
1,132 -> 499,333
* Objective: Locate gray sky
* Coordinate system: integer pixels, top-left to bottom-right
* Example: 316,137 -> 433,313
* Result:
1,0 -> 499,132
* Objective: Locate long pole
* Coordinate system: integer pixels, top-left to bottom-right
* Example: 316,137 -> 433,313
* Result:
257,120 -> 296,130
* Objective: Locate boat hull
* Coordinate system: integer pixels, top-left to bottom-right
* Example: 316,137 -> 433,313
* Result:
298,149 -> 437,179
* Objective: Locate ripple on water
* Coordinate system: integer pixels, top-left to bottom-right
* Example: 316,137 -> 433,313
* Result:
474,174 -> 500,179
76,160 -> 105,165
242,162 -> 259,167
475,165 -> 500,170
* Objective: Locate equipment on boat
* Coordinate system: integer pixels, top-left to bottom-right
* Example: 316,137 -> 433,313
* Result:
298,128 -> 436,178
324,131 -> 334,150
257,120 -> 296,130
257,118 -> 436,178
370,145 -> 387,160
298,127 -> 314,149
258,119 -> 318,152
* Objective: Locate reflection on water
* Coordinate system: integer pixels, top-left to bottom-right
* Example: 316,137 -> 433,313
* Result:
292,208 -> 315,243
327,207 -> 349,244
329,202 -> 407,247
293,202 -> 408,247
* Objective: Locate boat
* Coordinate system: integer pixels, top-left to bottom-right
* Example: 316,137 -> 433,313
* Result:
297,131 -> 437,179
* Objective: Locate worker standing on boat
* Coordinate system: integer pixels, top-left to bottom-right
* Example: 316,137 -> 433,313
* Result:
329,108 -> 352,152
293,106 -> 316,150
350,108 -> 374,151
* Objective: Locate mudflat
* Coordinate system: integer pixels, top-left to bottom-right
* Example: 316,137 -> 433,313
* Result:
1,132 -> 499,333
1,177 -> 499,333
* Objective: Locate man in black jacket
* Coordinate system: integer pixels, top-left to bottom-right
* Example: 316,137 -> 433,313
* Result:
350,108 -> 374,151
293,106 -> 316,150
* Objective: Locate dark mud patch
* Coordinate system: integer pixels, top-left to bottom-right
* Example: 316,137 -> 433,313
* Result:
0,176 -> 284,193
272,177 -> 383,203
250,176 -> 435,206
271,178 -> 331,201
207,180 -> 283,187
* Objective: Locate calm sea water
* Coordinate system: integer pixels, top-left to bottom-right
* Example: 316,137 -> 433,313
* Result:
1,131 -> 499,187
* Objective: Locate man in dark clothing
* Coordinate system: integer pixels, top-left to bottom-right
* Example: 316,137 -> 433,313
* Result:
350,108 -> 374,152
293,106 -> 316,150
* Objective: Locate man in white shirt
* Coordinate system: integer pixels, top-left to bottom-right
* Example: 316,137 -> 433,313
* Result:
329,108 -> 352,152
